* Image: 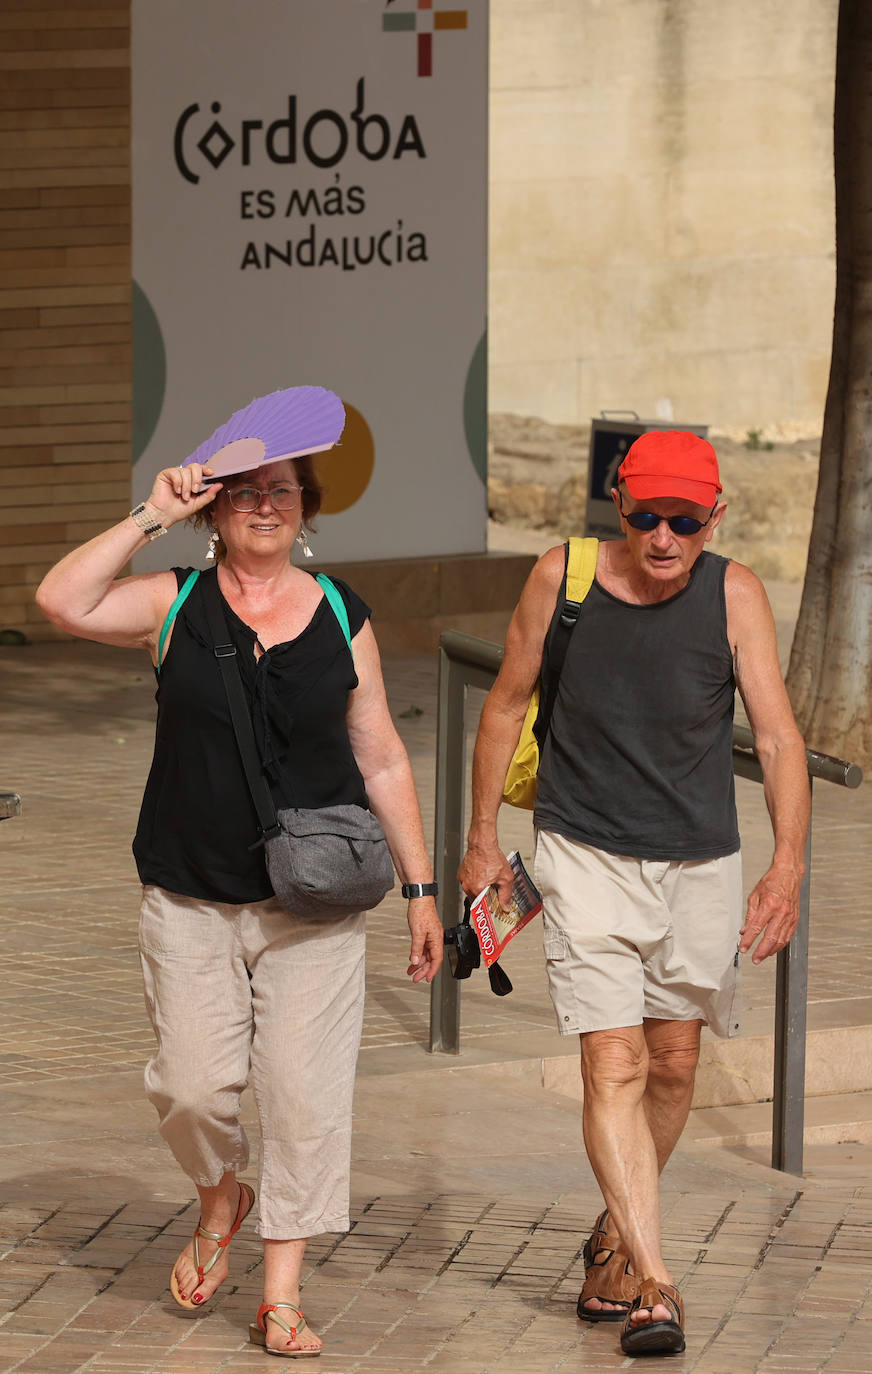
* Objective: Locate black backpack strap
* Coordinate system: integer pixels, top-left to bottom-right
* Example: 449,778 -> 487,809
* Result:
200,571 -> 281,844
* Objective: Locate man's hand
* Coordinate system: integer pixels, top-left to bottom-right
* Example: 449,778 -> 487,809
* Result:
738,861 -> 803,964
459,838 -> 514,910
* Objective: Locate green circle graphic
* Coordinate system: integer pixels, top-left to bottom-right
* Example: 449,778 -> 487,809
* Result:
132,280 -> 167,464
463,327 -> 487,485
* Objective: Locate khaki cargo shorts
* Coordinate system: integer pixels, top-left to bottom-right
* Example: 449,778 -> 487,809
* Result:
534,829 -> 743,1039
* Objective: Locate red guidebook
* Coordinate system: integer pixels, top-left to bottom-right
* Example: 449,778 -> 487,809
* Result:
469,851 -> 543,968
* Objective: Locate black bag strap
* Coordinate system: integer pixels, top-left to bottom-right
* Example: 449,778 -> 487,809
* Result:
201,571 -> 281,843
532,542 -> 582,751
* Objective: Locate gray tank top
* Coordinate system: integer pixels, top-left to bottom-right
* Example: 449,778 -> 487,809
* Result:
534,550 -> 739,861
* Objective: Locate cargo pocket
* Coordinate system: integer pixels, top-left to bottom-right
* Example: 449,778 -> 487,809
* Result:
544,928 -> 567,962
543,925 -> 577,1034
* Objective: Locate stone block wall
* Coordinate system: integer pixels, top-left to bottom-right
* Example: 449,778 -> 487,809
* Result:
489,0 -> 838,433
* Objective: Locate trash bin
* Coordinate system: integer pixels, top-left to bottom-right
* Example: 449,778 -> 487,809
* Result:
585,413 -> 708,538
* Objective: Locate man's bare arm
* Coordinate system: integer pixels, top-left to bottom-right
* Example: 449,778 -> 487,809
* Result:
458,546 -> 566,906
727,562 -> 810,963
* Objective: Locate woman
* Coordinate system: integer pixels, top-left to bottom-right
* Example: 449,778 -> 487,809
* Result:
36,453 -> 443,1359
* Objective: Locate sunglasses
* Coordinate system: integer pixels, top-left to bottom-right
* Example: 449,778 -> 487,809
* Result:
618,493 -> 718,536
225,483 -> 302,512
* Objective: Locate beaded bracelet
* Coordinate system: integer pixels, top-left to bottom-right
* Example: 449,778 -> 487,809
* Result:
129,502 -> 168,541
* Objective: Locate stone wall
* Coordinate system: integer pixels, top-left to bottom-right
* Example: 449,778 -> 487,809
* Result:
488,414 -> 819,582
489,0 -> 838,435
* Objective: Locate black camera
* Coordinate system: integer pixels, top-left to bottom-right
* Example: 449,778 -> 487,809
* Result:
443,899 -> 512,996
444,910 -> 481,979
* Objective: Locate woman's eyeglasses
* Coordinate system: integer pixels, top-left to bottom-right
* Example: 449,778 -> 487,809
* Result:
618,493 -> 717,536
226,484 -> 302,512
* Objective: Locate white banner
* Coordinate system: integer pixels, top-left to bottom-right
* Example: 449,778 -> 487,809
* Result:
131,0 -> 488,570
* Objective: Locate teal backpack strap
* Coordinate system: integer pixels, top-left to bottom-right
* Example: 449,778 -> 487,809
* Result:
157,568 -> 201,674
315,573 -> 353,658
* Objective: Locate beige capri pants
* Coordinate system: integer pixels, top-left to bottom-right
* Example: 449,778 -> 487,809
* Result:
138,884 -> 365,1239
534,830 -> 743,1039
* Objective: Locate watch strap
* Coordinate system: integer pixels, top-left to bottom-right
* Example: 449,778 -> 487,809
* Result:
401,882 -> 438,899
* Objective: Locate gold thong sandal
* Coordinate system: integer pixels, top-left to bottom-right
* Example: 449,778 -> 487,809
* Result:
249,1302 -> 321,1359
169,1181 -> 256,1310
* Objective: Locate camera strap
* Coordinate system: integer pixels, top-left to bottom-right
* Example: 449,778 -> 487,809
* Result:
488,961 -> 513,996
451,898 -> 513,996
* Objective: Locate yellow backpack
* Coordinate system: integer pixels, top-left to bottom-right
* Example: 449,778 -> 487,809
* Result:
502,537 -> 598,810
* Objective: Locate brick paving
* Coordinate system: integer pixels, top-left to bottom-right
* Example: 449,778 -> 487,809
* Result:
0,632 -> 871,1372
3,1181 -> 872,1372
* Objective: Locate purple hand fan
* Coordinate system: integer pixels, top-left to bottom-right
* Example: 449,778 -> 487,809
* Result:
181,385 -> 345,478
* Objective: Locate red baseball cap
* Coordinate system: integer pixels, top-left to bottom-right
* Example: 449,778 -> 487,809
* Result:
617,430 -> 722,506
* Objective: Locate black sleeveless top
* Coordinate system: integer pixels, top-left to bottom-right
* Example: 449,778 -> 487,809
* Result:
534,550 -> 739,861
133,566 -> 371,903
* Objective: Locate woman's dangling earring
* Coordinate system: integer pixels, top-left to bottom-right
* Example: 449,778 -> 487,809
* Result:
296,529 -> 313,559
205,528 -> 219,561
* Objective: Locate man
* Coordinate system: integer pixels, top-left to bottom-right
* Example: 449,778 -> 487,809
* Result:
458,430 -> 809,1356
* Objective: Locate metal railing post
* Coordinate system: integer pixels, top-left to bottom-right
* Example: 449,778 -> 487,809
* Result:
429,633 -> 506,1054
771,780 -> 812,1174
429,644 -> 466,1052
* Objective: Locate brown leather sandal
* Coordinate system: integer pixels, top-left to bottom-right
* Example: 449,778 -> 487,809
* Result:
620,1276 -> 685,1355
577,1243 -> 636,1323
582,1208 -> 614,1271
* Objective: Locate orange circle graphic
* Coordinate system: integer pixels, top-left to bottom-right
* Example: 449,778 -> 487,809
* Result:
315,402 -> 374,514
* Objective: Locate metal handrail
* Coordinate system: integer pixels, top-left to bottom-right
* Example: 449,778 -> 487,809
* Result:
430,629 -> 863,1176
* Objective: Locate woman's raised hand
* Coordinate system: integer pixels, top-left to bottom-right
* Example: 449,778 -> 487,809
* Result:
145,463 -> 222,528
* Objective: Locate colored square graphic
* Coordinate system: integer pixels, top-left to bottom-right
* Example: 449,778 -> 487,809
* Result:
383,4 -> 468,75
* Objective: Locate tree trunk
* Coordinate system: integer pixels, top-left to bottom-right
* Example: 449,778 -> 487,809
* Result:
786,0 -> 872,767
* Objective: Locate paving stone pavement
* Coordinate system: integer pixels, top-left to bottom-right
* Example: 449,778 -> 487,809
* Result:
1,627 -> 871,1374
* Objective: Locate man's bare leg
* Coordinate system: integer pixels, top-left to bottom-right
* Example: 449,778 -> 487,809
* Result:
581,1019 -> 701,1318
579,1025 -> 681,1325
642,1017 -> 702,1171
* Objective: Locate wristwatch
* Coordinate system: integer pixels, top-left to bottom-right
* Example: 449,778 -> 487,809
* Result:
130,502 -> 168,541
401,882 -> 438,899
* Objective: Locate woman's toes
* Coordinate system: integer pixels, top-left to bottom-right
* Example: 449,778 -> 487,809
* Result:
270,1335 -> 323,1354
267,1317 -> 322,1354
172,1256 -> 193,1300
173,1245 -> 227,1304
292,1334 -> 322,1354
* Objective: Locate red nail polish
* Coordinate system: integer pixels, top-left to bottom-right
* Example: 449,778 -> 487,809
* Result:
193,1294 -> 203,1305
